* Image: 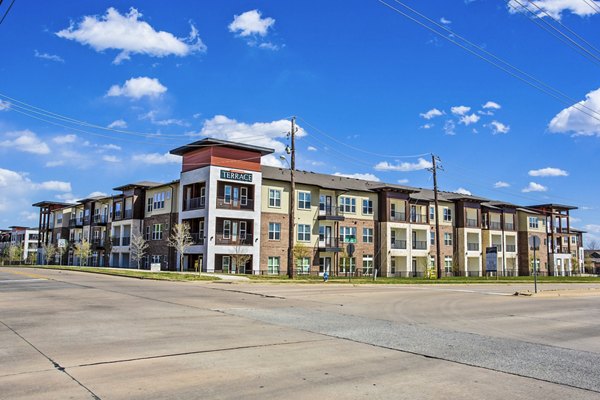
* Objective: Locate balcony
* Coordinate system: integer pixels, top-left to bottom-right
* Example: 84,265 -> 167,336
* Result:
318,237 -> 342,251
190,232 -> 204,245
489,221 -> 502,230
83,216 -> 91,225
215,234 -> 253,246
93,214 -> 108,224
466,218 -> 478,228
410,214 -> 427,224
412,240 -> 428,250
69,218 -> 83,227
124,209 -> 133,219
506,244 -> 516,252
114,211 -> 122,221
92,238 -> 105,248
505,222 -> 514,230
216,197 -> 254,211
391,239 -> 407,250
185,197 -> 206,211
390,212 -> 406,222
467,242 -> 479,251
318,206 -> 344,221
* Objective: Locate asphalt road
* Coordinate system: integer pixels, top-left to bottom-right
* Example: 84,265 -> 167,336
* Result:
1,267 -> 600,399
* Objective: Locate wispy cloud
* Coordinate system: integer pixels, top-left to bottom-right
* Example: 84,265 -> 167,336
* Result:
374,158 -> 432,172
528,167 -> 568,177
34,50 -> 65,63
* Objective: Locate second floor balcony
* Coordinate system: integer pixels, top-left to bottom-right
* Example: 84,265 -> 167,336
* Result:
390,239 -> 407,250
190,232 -> 205,245
466,218 -> 478,228
390,212 -> 406,222
412,240 -> 428,250
93,214 -> 108,224
318,237 -> 341,250
69,218 -> 83,227
216,197 -> 254,211
318,206 -> 344,221
410,214 -> 427,224
184,197 -> 206,211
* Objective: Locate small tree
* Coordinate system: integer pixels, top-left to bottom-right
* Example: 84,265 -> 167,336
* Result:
168,223 -> 193,272
231,244 -> 252,274
75,240 -> 92,266
27,251 -> 37,265
0,246 -> 7,265
42,242 -> 57,265
130,232 -> 149,269
8,244 -> 23,264
586,239 -> 599,250
293,243 -> 311,275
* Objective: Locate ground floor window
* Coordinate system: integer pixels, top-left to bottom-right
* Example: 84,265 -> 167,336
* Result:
296,257 -> 310,275
444,256 -> 452,274
319,257 -> 332,273
340,257 -> 356,274
268,256 -> 280,275
223,255 -> 231,273
362,255 -> 373,275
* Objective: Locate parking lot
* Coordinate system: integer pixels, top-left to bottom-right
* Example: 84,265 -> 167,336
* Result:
1,267 -> 600,399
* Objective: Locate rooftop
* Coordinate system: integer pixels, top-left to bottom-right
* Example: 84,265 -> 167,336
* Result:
170,138 -> 274,157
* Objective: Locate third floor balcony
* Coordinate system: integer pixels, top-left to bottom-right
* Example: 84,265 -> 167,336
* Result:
216,197 -> 254,211
467,242 -> 479,251
184,197 -> 206,211
390,239 -> 407,250
390,212 -> 406,222
410,214 -> 427,224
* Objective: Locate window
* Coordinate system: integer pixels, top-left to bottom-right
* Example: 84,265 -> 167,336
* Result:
240,221 -> 247,239
57,214 -> 63,224
339,197 -> 356,213
269,189 -> 281,208
429,206 -> 435,220
571,236 -> 576,244
223,220 -> 231,239
430,230 -> 435,245
362,227 -> 373,243
268,222 -> 281,240
240,187 -> 248,206
362,255 -> 373,275
296,257 -> 310,274
224,185 -> 232,204
340,257 -> 356,273
145,226 -> 150,241
340,226 -> 357,243
200,186 -> 206,207
444,256 -> 453,273
153,192 -> 165,210
147,197 -> 153,213
443,208 -> 452,222
222,256 -> 231,272
529,217 -> 539,229
391,203 -> 396,218
297,224 -> 311,241
390,257 -> 396,274
362,199 -> 373,215
151,255 -> 161,264
444,232 -> 453,246
152,224 -> 163,240
268,257 -> 280,275
298,191 -> 311,210
166,190 -> 171,200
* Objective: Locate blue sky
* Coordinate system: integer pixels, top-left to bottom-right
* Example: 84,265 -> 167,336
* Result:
1,0 -> 600,243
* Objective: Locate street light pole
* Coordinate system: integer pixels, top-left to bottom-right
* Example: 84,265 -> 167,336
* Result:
287,117 -> 297,279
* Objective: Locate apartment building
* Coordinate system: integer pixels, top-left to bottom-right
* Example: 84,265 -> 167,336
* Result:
32,138 -> 585,277
6,226 -> 39,261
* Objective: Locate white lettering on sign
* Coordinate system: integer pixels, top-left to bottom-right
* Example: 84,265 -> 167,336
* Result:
220,170 -> 253,182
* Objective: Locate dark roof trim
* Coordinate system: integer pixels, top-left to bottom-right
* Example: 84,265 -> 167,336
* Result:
170,138 -> 274,156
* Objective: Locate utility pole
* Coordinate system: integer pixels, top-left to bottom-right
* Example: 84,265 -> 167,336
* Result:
430,154 -> 443,279
287,117 -> 297,279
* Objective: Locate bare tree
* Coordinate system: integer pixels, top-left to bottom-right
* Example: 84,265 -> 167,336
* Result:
586,239 -> 599,250
130,232 -> 149,270
42,242 -> 57,265
231,244 -> 252,274
57,243 -> 67,266
168,222 -> 193,272
74,240 -> 92,266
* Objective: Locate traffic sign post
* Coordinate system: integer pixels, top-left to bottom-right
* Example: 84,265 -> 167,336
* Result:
529,236 -> 540,294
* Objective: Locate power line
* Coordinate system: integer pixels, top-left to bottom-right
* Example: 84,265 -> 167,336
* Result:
580,0 -> 600,14
0,0 -> 15,25
379,0 -> 600,124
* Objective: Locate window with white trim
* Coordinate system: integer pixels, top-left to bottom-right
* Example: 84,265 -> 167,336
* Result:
362,255 -> 373,275
296,257 -> 310,274
269,189 -> 281,208
297,224 -> 311,242
223,220 -> 231,239
340,226 -> 357,243
443,207 -> 452,222
152,224 -> 163,240
529,217 -> 539,229
444,256 -> 453,273
362,199 -> 373,215
362,227 -> 373,243
268,257 -> 280,275
240,187 -> 248,206
268,222 -> 281,240
224,185 -> 232,204
298,191 -> 311,210
340,257 -> 355,273
429,206 -> 435,220
339,197 -> 356,213
444,232 -> 452,246
147,197 -> 153,212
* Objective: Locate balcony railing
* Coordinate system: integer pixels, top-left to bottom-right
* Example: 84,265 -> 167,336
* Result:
92,239 -> 105,247
190,233 -> 204,245
466,218 -> 478,227
124,209 -> 133,219
390,212 -> 406,222
114,211 -> 122,220
467,243 -> 479,251
412,240 -> 428,250
215,234 -> 253,246
506,244 -> 516,252
318,237 -> 341,248
83,216 -> 91,225
391,239 -> 407,250
505,223 -> 514,230
410,214 -> 427,224
185,197 -> 206,211
93,214 -> 108,224
216,197 -> 254,211
318,206 -> 343,218
489,221 -> 502,230
69,218 -> 83,227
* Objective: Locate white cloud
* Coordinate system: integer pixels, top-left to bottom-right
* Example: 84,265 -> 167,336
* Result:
494,181 -> 510,188
459,113 -> 480,126
374,158 -> 432,172
0,130 -> 50,154
455,187 -> 472,195
307,146 -> 317,151
229,10 -> 275,37
20,211 -> 39,221
53,134 -> 77,144
0,100 -> 10,111
261,154 -> 286,168
132,152 -> 180,165
198,115 -> 305,154
443,120 -> 456,136
101,144 -> 122,151
107,77 -> 167,99
102,155 -> 121,163
34,50 -> 64,63
56,7 -> 206,64
522,182 -> 548,193
507,0 -> 599,19
333,172 -> 381,182
46,160 -> 65,167
420,123 -> 434,129
33,181 -> 72,192
548,87 -> 600,136
488,120 -> 510,134
108,119 -> 127,129
87,191 -> 108,198
483,101 -> 501,109
420,108 -> 444,120
140,110 -> 188,126
585,224 -> 600,234
257,42 -> 280,51
440,17 -> 452,24
451,105 -> 471,115
397,178 -> 409,184
528,167 -> 568,177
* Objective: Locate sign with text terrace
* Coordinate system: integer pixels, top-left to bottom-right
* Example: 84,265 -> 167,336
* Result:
220,170 -> 253,183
